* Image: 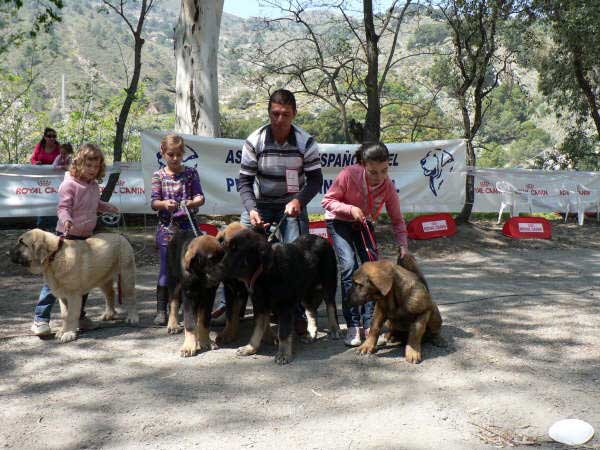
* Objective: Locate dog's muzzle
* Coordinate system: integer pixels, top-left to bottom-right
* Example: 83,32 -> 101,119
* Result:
9,247 -> 29,267
347,285 -> 368,307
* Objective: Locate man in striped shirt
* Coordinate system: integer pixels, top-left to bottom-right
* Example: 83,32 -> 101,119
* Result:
238,89 -> 323,242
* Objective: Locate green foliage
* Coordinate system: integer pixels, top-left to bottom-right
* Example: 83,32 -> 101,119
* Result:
406,22 -> 449,49
535,128 -> 600,171
0,0 -> 63,55
535,1 -> 600,133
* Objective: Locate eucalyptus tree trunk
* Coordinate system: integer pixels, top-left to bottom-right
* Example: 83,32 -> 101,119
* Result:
174,0 -> 223,136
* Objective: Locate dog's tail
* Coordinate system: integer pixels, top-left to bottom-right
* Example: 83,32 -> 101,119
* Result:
397,253 -> 429,292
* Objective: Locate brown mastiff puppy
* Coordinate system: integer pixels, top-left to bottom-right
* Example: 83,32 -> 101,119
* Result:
167,231 -> 223,356
214,222 -> 249,347
348,257 -> 442,363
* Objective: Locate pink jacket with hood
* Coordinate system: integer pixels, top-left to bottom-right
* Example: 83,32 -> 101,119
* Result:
56,172 -> 112,237
321,164 -> 408,248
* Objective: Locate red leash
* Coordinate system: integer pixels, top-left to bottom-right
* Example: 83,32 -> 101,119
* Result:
359,219 -> 378,262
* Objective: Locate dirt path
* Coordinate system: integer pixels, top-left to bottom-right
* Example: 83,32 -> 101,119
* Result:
1,220 -> 599,449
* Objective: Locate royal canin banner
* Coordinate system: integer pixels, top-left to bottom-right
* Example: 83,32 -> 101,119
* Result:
4,133 -> 600,218
472,167 -> 600,213
140,131 -> 467,215
0,163 -> 147,217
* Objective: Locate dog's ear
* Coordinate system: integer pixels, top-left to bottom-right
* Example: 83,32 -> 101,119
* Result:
183,240 -> 201,271
29,230 -> 52,263
364,263 -> 394,297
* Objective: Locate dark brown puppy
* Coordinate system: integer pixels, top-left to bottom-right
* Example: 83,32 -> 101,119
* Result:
167,231 -> 224,356
214,222 -> 249,347
219,227 -> 340,365
348,259 -> 442,363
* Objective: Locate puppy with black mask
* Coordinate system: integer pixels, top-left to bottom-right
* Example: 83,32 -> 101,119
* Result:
219,226 -> 340,365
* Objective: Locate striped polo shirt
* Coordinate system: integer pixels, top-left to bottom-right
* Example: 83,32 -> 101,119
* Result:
239,124 -> 321,206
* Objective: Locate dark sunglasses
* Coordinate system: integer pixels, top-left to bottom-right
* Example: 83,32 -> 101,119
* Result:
45,134 -> 57,139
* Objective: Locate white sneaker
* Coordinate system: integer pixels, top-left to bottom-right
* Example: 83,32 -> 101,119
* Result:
31,321 -> 51,336
344,326 -> 362,347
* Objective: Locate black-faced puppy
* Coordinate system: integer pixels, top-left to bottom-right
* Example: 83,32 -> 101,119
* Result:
10,229 -> 138,343
167,231 -> 223,357
214,222 -> 249,347
220,228 -> 340,365
348,259 -> 442,364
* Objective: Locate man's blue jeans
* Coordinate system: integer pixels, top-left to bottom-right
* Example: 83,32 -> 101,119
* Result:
240,203 -> 309,243
326,219 -> 376,329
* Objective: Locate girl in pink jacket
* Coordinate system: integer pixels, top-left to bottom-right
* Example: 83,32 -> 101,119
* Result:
31,143 -> 119,337
321,142 -> 408,347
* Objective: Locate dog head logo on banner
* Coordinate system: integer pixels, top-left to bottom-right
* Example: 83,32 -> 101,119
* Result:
155,144 -> 199,169
420,148 -> 455,196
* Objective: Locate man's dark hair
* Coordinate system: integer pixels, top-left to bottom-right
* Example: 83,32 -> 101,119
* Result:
268,89 -> 296,113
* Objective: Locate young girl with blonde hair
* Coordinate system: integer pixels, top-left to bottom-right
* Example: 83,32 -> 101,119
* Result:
151,133 -> 205,326
31,143 -> 120,337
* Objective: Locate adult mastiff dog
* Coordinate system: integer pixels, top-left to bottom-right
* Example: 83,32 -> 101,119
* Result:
10,229 -> 138,343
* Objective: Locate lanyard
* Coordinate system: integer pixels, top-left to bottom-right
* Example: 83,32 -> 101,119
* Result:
365,169 -> 385,221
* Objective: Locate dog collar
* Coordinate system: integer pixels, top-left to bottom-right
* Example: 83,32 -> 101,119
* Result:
43,235 -> 65,265
245,264 -> 263,294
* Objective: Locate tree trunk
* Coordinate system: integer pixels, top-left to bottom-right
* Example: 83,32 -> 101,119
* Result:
456,96 -> 475,223
101,0 -> 149,203
571,44 -> 600,139
362,0 -> 381,143
175,0 -> 223,136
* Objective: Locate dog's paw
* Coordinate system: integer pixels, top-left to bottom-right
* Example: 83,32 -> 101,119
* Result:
274,351 -> 293,365
329,329 -> 341,340
405,345 -> 422,364
167,325 -> 183,334
58,330 -> 78,343
197,339 -> 215,352
301,334 -> 317,344
355,342 -> 377,355
100,309 -> 117,321
125,313 -> 139,326
179,344 -> 198,358
236,345 -> 257,356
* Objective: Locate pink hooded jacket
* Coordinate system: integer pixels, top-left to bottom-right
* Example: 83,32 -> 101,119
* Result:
321,164 -> 408,248
56,172 -> 112,237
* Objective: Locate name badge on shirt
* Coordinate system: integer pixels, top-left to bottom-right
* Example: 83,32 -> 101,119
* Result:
286,168 -> 300,193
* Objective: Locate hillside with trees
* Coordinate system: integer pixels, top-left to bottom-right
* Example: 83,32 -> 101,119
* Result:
1,0 -> 598,176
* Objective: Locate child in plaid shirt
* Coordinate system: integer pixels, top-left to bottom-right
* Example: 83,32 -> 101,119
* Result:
150,133 -> 205,326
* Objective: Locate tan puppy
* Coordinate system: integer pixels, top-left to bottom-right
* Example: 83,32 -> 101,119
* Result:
10,229 -> 138,343
348,259 -> 442,363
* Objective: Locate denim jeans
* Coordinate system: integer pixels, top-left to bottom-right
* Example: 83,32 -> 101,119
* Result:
326,219 -> 376,329
35,215 -> 58,232
239,204 -> 309,319
33,232 -> 89,323
240,203 -> 309,243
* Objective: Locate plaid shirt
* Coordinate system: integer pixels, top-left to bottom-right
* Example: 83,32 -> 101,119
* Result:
151,167 -> 203,227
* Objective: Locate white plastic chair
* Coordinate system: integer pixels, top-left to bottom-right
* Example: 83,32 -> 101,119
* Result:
575,183 -> 600,226
496,180 -> 533,223
545,186 -> 575,223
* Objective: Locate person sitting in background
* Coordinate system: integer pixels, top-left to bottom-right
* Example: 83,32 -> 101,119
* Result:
31,127 -> 61,230
52,142 -> 74,170
31,127 -> 60,165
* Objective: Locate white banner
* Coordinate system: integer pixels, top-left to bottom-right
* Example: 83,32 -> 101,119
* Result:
140,131 -> 467,215
472,167 -> 600,213
0,163 -> 148,217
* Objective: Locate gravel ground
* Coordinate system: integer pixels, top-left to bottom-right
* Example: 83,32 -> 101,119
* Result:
1,218 -> 599,449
